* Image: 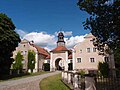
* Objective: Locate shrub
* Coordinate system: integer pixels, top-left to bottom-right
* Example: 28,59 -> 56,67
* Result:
43,63 -> 50,71
79,70 -> 85,76
98,62 -> 109,77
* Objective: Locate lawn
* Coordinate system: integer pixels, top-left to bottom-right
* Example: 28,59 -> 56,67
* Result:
0,71 -> 50,82
40,74 -> 70,90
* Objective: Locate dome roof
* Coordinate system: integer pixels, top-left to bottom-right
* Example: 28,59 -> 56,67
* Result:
58,32 -> 64,36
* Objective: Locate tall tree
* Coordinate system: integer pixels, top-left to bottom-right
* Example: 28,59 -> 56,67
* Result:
77,0 -> 120,51
77,0 -> 120,76
28,50 -> 35,73
0,13 -> 20,75
13,51 -> 23,74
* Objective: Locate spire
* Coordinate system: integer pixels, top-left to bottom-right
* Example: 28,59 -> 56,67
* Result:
57,32 -> 65,46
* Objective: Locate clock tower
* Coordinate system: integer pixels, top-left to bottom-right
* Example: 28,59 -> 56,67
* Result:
57,32 -> 65,47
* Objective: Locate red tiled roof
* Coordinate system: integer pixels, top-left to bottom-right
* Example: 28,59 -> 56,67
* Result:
68,54 -> 72,59
31,44 -> 50,57
46,55 -> 50,59
51,46 -> 68,52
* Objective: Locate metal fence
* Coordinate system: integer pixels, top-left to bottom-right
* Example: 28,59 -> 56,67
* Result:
96,76 -> 120,90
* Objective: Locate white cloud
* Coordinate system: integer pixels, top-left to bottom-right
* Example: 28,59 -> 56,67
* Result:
16,29 -> 87,51
63,31 -> 72,36
55,31 -> 72,36
65,34 -> 87,48
15,29 -> 27,38
23,32 -> 56,48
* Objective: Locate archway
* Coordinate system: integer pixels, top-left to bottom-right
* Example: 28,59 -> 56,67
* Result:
55,58 -> 64,70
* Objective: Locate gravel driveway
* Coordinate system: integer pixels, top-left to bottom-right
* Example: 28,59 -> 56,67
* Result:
0,71 -> 61,90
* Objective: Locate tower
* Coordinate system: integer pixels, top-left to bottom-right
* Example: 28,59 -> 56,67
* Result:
57,32 -> 65,46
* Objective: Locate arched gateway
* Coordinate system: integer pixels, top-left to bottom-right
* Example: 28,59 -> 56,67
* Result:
50,32 -> 72,71
55,58 -> 64,70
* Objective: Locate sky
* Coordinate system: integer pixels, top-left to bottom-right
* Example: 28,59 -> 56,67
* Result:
0,0 -> 90,50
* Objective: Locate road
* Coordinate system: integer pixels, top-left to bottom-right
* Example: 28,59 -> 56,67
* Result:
0,71 -> 61,90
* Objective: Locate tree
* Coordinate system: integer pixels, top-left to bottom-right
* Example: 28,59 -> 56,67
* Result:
77,0 -> 120,76
0,13 -> 20,75
13,51 -> 23,74
114,48 -> 120,77
77,0 -> 120,51
28,50 -> 35,73
98,62 -> 109,77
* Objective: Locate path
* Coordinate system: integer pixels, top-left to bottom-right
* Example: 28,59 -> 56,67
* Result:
0,71 -> 61,90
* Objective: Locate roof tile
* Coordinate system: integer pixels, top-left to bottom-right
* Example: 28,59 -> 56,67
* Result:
51,46 -> 68,52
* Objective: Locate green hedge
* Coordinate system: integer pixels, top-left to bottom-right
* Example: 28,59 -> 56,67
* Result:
43,63 -> 50,71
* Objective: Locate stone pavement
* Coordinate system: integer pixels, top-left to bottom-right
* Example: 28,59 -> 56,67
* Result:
0,71 -> 61,90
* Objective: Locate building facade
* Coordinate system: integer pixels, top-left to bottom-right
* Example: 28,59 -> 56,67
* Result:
50,32 -> 115,75
72,33 -> 115,74
12,39 -> 50,72
50,32 -> 72,71
12,32 -> 115,75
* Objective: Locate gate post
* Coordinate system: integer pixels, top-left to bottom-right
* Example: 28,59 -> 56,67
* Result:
62,71 -> 64,80
73,73 -> 79,89
64,71 -> 68,81
67,72 -> 71,84
85,74 -> 96,90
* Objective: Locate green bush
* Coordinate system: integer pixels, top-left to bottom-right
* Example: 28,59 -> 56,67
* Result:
79,70 -> 85,76
43,63 -> 50,71
98,62 -> 109,77
28,50 -> 35,73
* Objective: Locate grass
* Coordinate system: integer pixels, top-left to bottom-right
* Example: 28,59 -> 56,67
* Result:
0,71 -> 50,82
40,74 -> 70,90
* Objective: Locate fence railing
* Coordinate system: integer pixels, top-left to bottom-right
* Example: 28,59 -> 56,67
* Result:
62,71 -> 95,90
96,76 -> 120,90
61,71 -> 120,90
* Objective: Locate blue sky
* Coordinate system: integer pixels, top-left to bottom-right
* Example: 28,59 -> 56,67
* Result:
0,0 -> 90,50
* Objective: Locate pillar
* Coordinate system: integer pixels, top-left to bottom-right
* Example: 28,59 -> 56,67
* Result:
65,51 -> 68,71
72,49 -> 75,70
50,52 -> 53,71
85,76 -> 96,90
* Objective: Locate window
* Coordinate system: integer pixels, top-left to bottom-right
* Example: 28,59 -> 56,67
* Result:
25,51 -> 27,55
80,49 -> 82,53
77,58 -> 81,63
87,48 -> 90,53
104,57 -> 109,62
21,51 -> 23,54
93,48 -> 97,52
90,58 -> 95,62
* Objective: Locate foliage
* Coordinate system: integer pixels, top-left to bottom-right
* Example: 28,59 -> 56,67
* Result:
98,62 -> 109,77
40,74 -> 69,90
0,13 -> 20,75
28,50 -> 35,72
114,48 -> 120,77
43,63 -> 50,71
13,51 -> 23,70
79,70 -> 85,76
77,0 -> 120,51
